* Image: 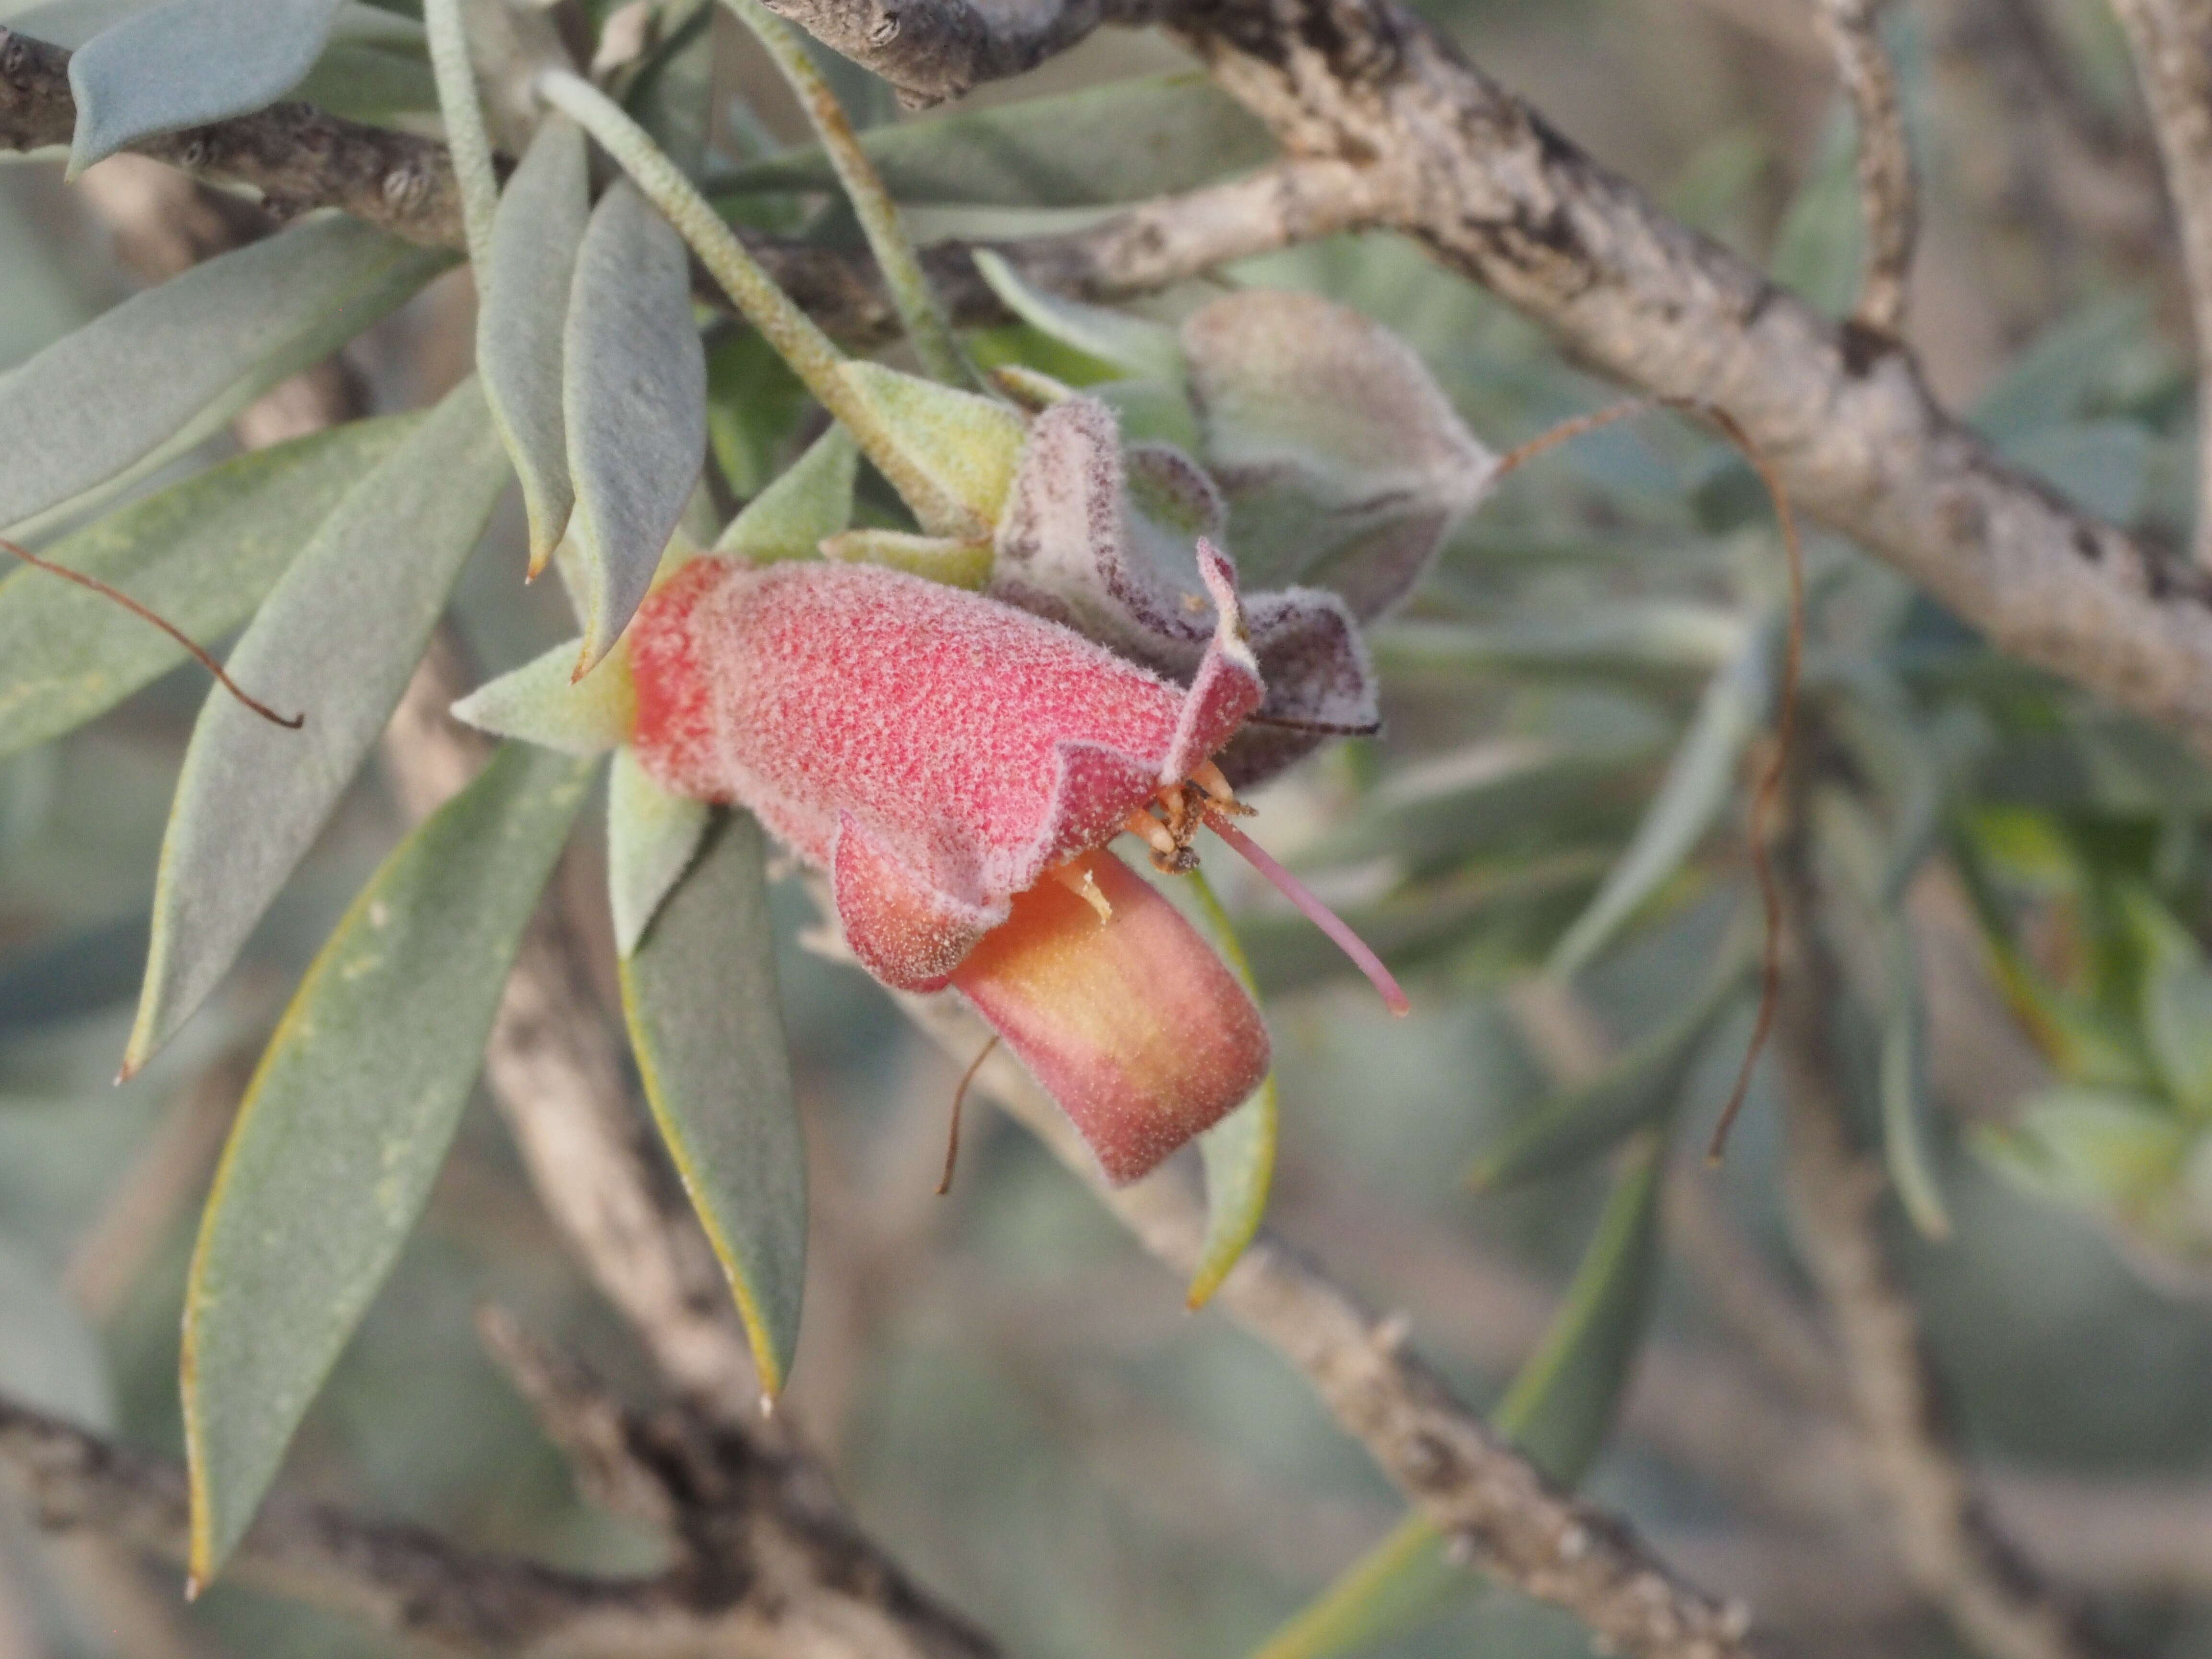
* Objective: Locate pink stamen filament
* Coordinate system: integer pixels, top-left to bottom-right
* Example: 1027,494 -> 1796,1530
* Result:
1200,805 -> 1410,1017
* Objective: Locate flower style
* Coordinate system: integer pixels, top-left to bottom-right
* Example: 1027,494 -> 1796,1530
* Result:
621,542 -> 1400,1183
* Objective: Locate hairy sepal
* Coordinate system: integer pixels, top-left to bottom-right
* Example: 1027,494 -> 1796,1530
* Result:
453,637 -> 637,756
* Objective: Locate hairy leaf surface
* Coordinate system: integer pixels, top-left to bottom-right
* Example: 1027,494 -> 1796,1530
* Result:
0,415 -> 415,758
0,217 -> 444,538
480,114 -> 588,570
127,380 -> 506,1074
67,0 -> 348,170
564,180 -> 706,672
620,812 -> 805,1394
183,740 -> 592,1583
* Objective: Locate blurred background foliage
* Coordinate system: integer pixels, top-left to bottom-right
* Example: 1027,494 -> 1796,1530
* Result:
3,0 -> 2212,1655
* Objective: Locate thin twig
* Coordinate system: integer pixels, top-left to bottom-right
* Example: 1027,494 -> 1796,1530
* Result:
422,0 -> 503,270
938,1034 -> 998,1195
2105,0 -> 2212,569
721,0 -> 973,384
1811,0 -> 1919,336
537,69 -> 984,540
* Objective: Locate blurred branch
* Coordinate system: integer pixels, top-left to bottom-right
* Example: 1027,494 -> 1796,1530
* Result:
1161,0 -> 2212,755
0,28 -> 462,247
1810,0 -> 1918,335
16,4 -> 2212,755
1776,831 -> 2111,1659
0,1392 -> 991,1659
877,969 -> 1761,1659
748,0 -> 1170,105
2106,0 -> 2212,569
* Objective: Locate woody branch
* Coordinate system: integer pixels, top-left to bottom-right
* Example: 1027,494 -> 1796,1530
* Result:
878,963 -> 1762,1659
14,14 -> 2212,761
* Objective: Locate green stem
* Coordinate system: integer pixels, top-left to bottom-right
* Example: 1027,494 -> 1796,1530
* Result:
535,70 -> 975,535
717,0 -> 974,388
423,0 -> 500,270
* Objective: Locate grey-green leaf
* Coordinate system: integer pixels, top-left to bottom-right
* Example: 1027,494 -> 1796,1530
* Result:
67,0 -> 347,172
608,745 -> 710,957
1879,916 -> 1952,1241
480,113 -> 588,570
182,740 -> 592,1585
972,250 -> 1184,386
715,422 -> 856,560
565,180 -> 707,671
126,379 -> 507,1075
1547,618 -> 1774,980
712,72 -> 1274,207
0,414 -> 415,759
1472,966 -> 1746,1188
0,216 -> 445,538
1494,1129 -> 1668,1478
619,811 -> 805,1394
1250,1133 -> 1669,1659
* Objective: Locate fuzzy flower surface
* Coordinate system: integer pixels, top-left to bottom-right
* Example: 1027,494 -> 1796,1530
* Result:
625,546 -> 1275,1181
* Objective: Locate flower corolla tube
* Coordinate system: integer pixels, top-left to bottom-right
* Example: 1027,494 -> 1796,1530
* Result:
625,541 -> 1403,1183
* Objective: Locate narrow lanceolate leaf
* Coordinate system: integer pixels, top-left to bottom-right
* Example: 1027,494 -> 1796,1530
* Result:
608,745 -> 710,957
1879,916 -> 1952,1241
565,180 -> 707,673
0,218 -> 445,538
1253,1133 -> 1669,1659
67,0 -> 348,172
451,636 -> 636,756
1471,964 -> 1746,1189
1547,618 -> 1775,981
972,251 -> 1184,386
480,114 -> 589,573
1184,869 -> 1276,1310
1493,1130 -> 1668,1479
183,741 -> 593,1587
126,380 -> 506,1076
1250,1515 -> 1461,1659
620,812 -> 805,1395
712,72 -> 1274,207
715,423 -> 857,560
0,415 -> 416,759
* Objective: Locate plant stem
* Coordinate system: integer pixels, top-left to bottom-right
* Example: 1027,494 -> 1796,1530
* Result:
535,70 -> 975,535
422,0 -> 500,269
719,0 -> 974,387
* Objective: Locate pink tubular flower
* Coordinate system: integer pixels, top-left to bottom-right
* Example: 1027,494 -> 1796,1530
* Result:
626,542 -> 1399,1183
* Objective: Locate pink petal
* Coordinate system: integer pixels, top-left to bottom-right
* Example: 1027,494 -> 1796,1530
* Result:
950,850 -> 1270,1183
629,556 -> 1263,984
